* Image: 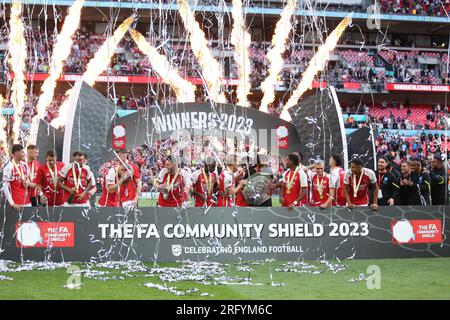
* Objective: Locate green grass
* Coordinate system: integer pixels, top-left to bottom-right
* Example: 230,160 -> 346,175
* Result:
1,258 -> 450,299
137,195 -> 281,207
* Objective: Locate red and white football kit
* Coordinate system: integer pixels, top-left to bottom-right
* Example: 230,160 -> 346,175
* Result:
282,167 -> 308,207
35,161 -> 65,206
27,159 -> 40,200
344,168 -> 377,206
118,162 -> 141,207
192,169 -> 217,207
156,167 -> 190,207
309,171 -> 334,207
2,160 -> 31,206
331,167 -> 346,206
217,168 -> 234,207
59,163 -> 95,206
97,166 -> 119,207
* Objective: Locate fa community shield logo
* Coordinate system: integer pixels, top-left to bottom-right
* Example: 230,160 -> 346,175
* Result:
171,244 -> 182,257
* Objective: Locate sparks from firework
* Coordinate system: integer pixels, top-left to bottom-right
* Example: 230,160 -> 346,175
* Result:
8,0 -> 27,143
50,16 -> 134,128
230,0 -> 252,107
35,0 -> 85,119
259,0 -> 297,114
280,17 -> 352,121
129,29 -> 196,102
177,0 -> 226,103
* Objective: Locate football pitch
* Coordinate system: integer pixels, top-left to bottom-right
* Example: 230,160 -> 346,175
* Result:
1,257 -> 449,300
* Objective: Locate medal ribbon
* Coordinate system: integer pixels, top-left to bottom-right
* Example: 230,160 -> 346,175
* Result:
202,168 -> 212,194
286,166 -> 300,193
166,168 -> 180,193
352,170 -> 364,198
72,163 -> 82,193
13,160 -> 25,181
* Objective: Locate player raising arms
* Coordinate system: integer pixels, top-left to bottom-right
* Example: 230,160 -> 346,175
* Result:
308,160 -> 335,209
280,153 -> 308,210
114,150 -> 142,208
344,158 -> 379,210
35,149 -> 66,207
58,151 -> 96,207
2,144 -> 31,211
155,156 -> 191,207
191,158 -> 218,207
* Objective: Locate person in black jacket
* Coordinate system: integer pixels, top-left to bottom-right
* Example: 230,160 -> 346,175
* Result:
403,158 -> 431,205
375,156 -> 400,206
430,154 -> 447,205
398,161 -> 413,205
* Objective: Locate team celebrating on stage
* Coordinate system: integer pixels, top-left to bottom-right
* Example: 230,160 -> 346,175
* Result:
2,143 -> 447,210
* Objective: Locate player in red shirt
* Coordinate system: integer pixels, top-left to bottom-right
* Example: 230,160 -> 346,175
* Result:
217,154 -> 236,207
344,158 -> 379,210
35,149 -> 66,207
293,151 -> 310,206
234,157 -> 250,207
155,156 -> 191,207
115,150 -> 142,208
26,145 -> 40,206
2,144 -> 31,210
280,153 -> 308,209
58,151 -> 96,207
329,154 -> 346,206
308,160 -> 335,208
191,158 -> 218,207
97,160 -> 119,207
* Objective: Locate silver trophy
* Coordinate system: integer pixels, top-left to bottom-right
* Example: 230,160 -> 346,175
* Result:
242,170 -> 273,206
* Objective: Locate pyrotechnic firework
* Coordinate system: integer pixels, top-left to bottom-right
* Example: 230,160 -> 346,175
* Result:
35,0 -> 85,119
259,0 -> 297,113
280,17 -> 351,121
177,0 -> 226,103
8,0 -> 27,143
50,16 -> 134,128
129,29 -> 196,103
230,0 -> 252,107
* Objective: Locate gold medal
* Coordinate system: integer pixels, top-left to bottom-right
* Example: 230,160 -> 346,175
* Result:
317,175 -> 325,200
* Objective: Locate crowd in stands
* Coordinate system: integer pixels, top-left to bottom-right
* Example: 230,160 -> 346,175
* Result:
92,0 -> 450,17
379,0 -> 450,16
3,30 -> 449,90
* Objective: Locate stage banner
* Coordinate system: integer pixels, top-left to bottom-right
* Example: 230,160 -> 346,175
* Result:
1,206 -> 449,262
